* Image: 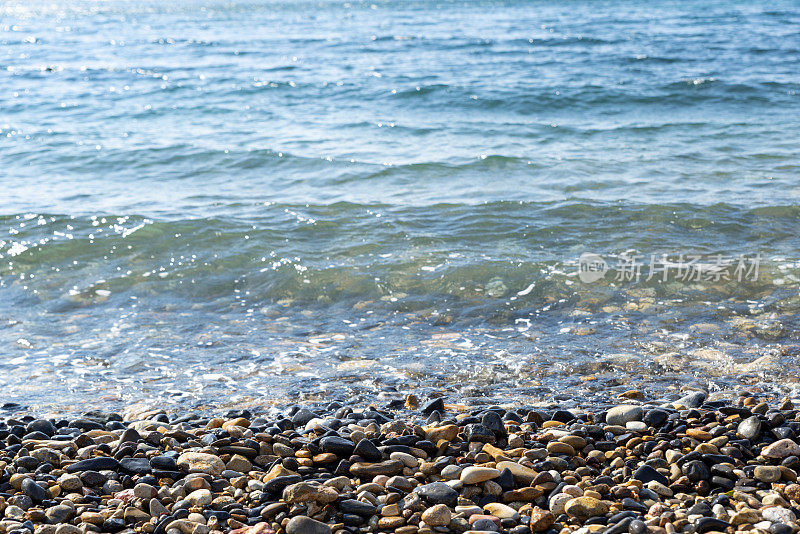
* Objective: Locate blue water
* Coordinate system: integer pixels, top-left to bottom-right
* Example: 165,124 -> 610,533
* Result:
1,0 -> 799,413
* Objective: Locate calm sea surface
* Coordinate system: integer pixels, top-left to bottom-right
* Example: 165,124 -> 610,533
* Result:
1,0 -> 799,413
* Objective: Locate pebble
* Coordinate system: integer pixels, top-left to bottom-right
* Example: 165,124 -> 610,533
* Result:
186,488 -> 213,506
460,466 -> 500,484
755,465 -> 782,483
605,405 -> 643,426
176,452 -> 225,476
633,464 -> 669,485
762,438 -> 800,459
416,482 -> 459,506
549,493 -> 573,515
422,504 -> 452,526
21,478 -> 46,503
762,507 -> 796,524
738,415 -> 762,440
484,502 -> 519,520
675,390 -> 706,408
495,461 -> 537,483
353,438 -> 382,461
45,505 -> 73,524
564,497 -> 609,519
694,517 -> 731,534
529,507 -> 555,532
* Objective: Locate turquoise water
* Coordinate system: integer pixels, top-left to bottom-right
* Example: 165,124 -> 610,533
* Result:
1,0 -> 799,412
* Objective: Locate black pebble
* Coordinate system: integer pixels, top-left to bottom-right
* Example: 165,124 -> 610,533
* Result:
694,517 -> 731,534
632,464 -> 668,486
353,439 -> 382,462
420,398 -> 445,415
628,519 -> 647,534
320,436 -> 355,456
21,478 -> 46,503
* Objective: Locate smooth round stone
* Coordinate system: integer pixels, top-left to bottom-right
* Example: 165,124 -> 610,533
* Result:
762,439 -> 800,460
45,505 -> 73,523
482,411 -> 505,434
625,421 -> 647,432
495,461 -> 537,484
484,503 -> 519,520
353,439 -> 382,462
422,504 -> 452,527
120,457 -> 151,475
65,457 -> 119,473
320,436 -> 355,456
605,405 -> 643,426
561,485 -> 583,498
621,498 -> 647,513
385,475 -> 414,492
472,518 -> 501,532
465,423 -> 496,443
26,419 -> 56,437
21,478 -> 46,503
564,497 -> 609,519
632,465 -> 669,486
286,516 -> 331,534
546,442 -> 575,455
682,460 -> 710,481
291,408 -> 318,426
629,519 -> 647,534
548,493 -> 572,516
560,435 -> 586,449
186,489 -> 212,506
688,502 -> 712,517
15,456 -> 40,470
150,455 -> 178,470
738,416 -> 762,440
338,499 -> 376,516
642,409 -> 668,427
57,474 -> 82,492
675,390 -> 706,408
694,517 -> 731,534
440,465 -> 463,480
283,482 -> 338,504
770,523 -> 793,534
755,465 -> 782,483
460,466 -> 500,484
389,451 -> 418,468
349,459 -> 403,477
4,505 -> 25,520
416,482 -> 459,506
176,452 -> 225,476
762,507 -> 796,524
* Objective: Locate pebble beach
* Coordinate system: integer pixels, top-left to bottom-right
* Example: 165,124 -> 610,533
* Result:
2,3 -> 799,534
5,390 -> 800,534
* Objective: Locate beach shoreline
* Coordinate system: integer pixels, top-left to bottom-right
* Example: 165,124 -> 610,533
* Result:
3,390 -> 800,534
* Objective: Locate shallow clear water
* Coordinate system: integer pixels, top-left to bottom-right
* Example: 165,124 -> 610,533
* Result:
1,0 -> 800,413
